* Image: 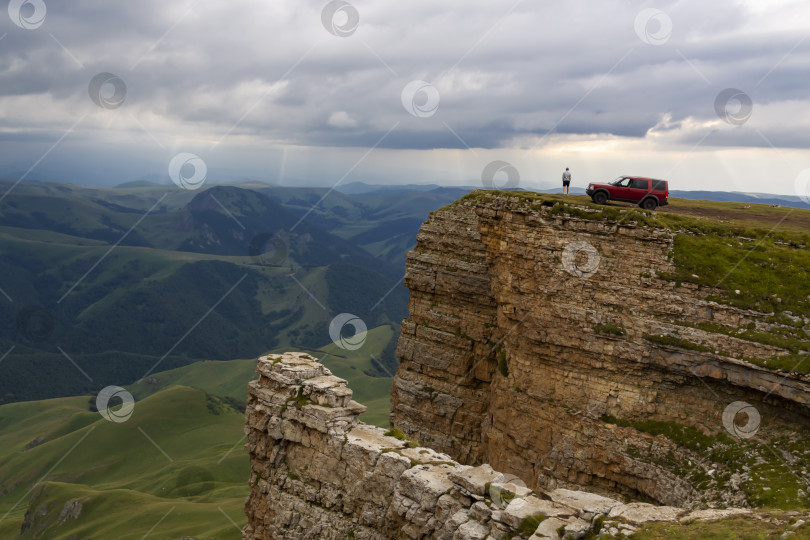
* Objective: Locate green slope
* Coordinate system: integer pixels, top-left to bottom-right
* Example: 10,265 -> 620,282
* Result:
0,386 -> 247,539
126,324 -> 398,428
17,482 -> 245,540
0,181 -> 444,404
0,323 -> 397,538
127,358 -> 259,405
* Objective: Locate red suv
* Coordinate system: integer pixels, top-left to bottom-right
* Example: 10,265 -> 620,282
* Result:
586,176 -> 669,210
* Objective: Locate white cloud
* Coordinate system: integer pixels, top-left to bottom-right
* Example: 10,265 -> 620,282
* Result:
327,110 -> 357,128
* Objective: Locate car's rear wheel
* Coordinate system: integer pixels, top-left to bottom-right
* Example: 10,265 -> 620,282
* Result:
641,198 -> 658,211
592,192 -> 607,205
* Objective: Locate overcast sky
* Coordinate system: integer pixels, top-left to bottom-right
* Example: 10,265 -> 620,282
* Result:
1,0 -> 809,195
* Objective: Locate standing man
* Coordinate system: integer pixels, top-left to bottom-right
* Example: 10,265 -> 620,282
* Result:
562,167 -> 571,195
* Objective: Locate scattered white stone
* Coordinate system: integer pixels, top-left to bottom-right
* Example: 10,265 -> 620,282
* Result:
530,517 -> 568,539
488,478 -> 532,503
454,519 -> 489,540
548,488 -> 622,515
470,501 -> 492,522
608,502 -> 684,524
563,517 -> 592,538
57,499 -> 83,524
449,464 -> 500,496
501,496 -> 572,529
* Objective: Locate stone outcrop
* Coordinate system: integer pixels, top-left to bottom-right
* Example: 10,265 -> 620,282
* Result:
242,353 -> 751,539
390,192 -> 810,508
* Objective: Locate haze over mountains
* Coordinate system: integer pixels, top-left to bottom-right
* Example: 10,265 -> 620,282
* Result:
115,176 -> 810,209
2,177 -> 805,404
0,179 -> 477,404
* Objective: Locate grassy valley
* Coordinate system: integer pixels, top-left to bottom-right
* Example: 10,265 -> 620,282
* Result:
0,386 -> 247,539
0,322 -> 399,538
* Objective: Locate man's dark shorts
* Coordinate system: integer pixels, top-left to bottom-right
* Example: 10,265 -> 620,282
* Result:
563,181 -> 570,187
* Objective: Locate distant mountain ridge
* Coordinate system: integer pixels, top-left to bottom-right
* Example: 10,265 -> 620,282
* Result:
114,179 -> 163,188
0,182 -> 414,403
336,181 -> 810,209
6,177 -> 807,208
669,189 -> 810,209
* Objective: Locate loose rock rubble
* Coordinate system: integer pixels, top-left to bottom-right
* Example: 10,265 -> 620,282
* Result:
243,353 -> 752,539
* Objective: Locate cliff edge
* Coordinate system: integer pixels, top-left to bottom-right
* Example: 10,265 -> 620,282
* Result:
390,191 -> 810,509
242,352 -> 755,539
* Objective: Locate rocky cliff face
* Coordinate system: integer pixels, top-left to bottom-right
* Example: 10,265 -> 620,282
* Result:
241,352 -> 752,539
390,192 -> 810,508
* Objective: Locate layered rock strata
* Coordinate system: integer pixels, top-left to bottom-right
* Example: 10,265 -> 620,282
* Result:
390,192 -> 810,507
242,352 -> 748,539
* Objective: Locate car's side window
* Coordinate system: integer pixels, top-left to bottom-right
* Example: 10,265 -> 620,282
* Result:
616,178 -> 631,187
630,179 -> 648,189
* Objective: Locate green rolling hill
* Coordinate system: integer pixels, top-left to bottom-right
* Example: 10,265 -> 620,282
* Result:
0,182 -> 420,403
0,324 -> 396,539
126,324 -> 397,428
0,386 -> 247,539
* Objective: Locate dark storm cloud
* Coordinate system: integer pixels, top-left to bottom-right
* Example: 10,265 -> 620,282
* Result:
0,0 -> 808,153
679,128 -> 810,151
